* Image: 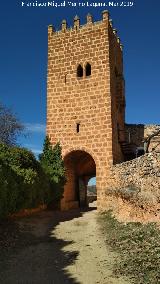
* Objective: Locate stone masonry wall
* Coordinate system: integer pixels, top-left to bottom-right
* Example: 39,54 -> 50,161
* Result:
109,20 -> 125,164
47,11 -> 125,209
98,150 -> 160,215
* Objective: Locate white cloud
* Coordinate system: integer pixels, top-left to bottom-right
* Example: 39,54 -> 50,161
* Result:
24,123 -> 46,134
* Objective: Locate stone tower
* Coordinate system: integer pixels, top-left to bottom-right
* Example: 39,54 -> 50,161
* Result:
47,11 -> 126,210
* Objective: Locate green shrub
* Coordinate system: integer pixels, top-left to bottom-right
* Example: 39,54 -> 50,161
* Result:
0,143 -> 38,170
0,161 -> 21,217
39,137 -> 66,203
0,139 -> 66,219
0,143 -> 53,219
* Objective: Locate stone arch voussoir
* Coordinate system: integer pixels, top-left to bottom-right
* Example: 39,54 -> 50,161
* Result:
62,146 -> 98,166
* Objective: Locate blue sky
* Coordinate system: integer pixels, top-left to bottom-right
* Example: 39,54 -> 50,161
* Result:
0,0 -> 160,162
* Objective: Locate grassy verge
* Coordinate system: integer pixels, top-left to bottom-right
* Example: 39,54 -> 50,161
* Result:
98,211 -> 160,284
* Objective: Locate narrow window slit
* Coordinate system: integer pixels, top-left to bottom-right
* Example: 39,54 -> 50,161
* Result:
86,63 -> 91,76
77,65 -> 83,77
76,123 -> 80,133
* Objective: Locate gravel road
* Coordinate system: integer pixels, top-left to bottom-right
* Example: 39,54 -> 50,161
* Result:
0,206 -> 131,284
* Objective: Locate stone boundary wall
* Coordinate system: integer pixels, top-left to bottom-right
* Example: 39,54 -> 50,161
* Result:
108,150 -> 160,192
99,151 -> 160,221
10,205 -> 47,219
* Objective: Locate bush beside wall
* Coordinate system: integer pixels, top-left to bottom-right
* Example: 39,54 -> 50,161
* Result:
0,143 -> 60,219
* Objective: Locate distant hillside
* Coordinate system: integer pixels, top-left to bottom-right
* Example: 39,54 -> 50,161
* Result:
87,185 -> 96,195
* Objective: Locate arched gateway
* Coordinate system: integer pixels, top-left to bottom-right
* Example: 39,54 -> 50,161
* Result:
61,150 -> 96,210
47,11 -> 126,210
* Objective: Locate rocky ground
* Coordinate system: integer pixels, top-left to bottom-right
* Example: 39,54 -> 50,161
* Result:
0,205 -> 131,284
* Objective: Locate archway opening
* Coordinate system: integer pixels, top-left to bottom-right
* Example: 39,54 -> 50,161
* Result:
87,177 -> 97,208
63,150 -> 96,210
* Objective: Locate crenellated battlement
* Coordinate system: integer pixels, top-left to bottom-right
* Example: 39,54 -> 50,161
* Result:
48,10 -> 123,50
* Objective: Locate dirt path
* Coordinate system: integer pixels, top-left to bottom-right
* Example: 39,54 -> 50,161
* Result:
0,207 -> 131,284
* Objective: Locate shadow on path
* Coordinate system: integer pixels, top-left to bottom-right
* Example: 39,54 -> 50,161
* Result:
0,207 -> 96,284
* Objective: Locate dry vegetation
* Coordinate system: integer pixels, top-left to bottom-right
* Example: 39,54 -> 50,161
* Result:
98,210 -> 160,284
